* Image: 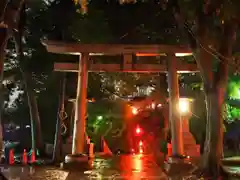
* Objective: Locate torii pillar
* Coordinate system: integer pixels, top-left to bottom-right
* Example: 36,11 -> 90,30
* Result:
71,53 -> 89,155
167,54 -> 184,156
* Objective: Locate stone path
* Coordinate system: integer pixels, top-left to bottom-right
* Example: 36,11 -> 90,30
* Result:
1,155 -> 169,180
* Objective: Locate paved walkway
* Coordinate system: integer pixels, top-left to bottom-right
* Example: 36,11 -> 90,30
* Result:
223,156 -> 240,176
6,155 -> 240,179
1,155 -> 169,180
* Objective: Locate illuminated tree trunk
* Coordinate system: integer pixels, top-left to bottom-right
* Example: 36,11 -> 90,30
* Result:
200,21 -> 236,177
14,33 -> 43,153
202,89 -> 224,176
23,72 -> 43,151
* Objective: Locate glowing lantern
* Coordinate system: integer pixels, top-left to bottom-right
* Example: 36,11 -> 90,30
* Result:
178,98 -> 190,115
97,116 -> 103,120
151,102 -> 156,109
132,107 -> 138,115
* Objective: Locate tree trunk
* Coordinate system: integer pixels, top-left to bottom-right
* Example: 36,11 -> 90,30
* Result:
201,20 -> 237,177
23,73 -> 36,151
52,105 -> 62,162
31,89 -> 43,151
14,34 -> 43,153
13,14 -> 44,152
0,25 -> 8,156
202,89 -> 224,177
52,75 -> 64,162
20,70 -> 43,152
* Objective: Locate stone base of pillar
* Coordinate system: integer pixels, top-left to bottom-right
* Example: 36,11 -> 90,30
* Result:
164,156 -> 195,177
61,154 -> 92,170
182,119 -> 200,158
182,131 -> 200,157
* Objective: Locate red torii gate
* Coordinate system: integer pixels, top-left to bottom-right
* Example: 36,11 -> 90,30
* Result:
42,40 -> 198,162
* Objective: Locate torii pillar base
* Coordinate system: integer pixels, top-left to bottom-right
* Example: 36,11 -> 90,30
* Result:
164,157 -> 195,177
61,154 -> 92,171
182,118 -> 200,158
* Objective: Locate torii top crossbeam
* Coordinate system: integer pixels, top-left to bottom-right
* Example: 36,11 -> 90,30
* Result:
42,40 -> 192,55
41,40 -> 198,73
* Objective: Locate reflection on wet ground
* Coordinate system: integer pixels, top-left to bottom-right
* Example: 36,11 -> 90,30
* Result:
84,154 -> 168,179
2,155 -> 168,179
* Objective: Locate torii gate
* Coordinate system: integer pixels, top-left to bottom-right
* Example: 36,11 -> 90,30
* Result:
42,40 -> 198,161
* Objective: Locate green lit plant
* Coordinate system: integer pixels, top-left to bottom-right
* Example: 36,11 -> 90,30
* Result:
227,76 -> 240,100
225,76 -> 240,122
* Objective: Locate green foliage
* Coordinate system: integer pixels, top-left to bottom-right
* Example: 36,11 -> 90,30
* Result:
69,8 -> 113,43
87,100 -> 125,134
227,76 -> 240,100
225,104 -> 240,121
86,100 -> 128,151
225,76 -> 240,122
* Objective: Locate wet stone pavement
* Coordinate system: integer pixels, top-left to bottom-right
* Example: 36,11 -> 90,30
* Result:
1,155 -> 170,180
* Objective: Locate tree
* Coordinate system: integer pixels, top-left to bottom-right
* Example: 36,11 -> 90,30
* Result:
0,0 -> 26,154
166,0 -> 240,177
1,0 -> 63,153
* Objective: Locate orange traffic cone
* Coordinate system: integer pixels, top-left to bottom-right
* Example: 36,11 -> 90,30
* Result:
9,149 -> 14,165
89,143 -> 94,158
103,139 -> 112,156
167,143 -> 172,157
31,150 -> 36,163
22,149 -> 27,164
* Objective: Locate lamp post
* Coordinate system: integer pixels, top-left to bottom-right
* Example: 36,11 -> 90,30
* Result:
177,98 -> 200,157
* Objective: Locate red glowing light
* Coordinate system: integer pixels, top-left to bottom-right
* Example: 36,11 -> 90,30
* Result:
136,127 -> 141,134
139,141 -> 143,146
135,126 -> 143,135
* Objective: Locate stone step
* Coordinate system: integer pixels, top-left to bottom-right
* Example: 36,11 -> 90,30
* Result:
184,143 -> 198,147
182,135 -> 196,139
184,145 -> 200,157
185,151 -> 200,156
185,148 -> 198,152
184,145 -> 200,150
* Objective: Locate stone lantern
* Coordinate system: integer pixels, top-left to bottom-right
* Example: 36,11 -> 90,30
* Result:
178,98 -> 200,157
